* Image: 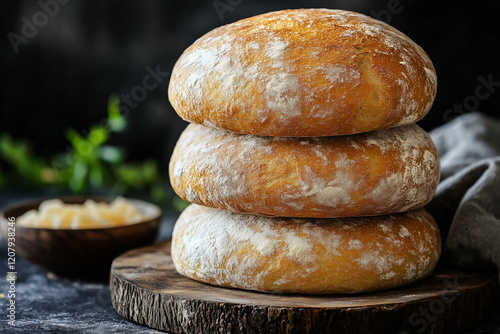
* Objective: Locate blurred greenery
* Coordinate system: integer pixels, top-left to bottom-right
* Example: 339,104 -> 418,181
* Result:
0,95 -> 189,213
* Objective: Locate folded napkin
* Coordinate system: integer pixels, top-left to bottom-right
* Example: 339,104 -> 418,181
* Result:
426,112 -> 500,283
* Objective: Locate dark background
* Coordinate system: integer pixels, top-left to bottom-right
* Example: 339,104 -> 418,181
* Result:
1,3 -> 499,333
1,0 -> 499,171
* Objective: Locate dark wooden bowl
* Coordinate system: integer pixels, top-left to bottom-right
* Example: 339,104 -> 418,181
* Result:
0,196 -> 161,279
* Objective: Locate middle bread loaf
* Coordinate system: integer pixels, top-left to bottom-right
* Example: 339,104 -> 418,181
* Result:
169,123 -> 440,218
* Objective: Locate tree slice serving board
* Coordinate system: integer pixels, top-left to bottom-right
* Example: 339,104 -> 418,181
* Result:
110,241 -> 496,334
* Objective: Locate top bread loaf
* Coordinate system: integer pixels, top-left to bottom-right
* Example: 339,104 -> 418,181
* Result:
168,9 -> 437,137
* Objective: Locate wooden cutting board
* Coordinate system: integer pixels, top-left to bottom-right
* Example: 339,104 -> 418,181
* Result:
110,241 -> 496,334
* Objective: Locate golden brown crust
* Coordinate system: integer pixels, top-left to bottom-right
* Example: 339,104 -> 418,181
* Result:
169,123 -> 440,218
171,204 -> 441,294
168,9 -> 437,137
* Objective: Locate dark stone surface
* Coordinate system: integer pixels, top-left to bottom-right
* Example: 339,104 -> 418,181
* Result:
0,194 -> 498,333
0,193 -> 175,333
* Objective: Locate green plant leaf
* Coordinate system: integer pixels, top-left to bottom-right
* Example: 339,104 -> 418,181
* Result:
150,184 -> 167,203
50,153 -> 76,183
69,160 -> 89,193
66,129 -> 92,159
98,145 -> 125,163
173,196 -> 190,212
115,164 -> 144,189
89,164 -> 105,188
0,134 -> 50,185
0,134 -> 28,165
0,94 -> 183,212
88,126 -> 109,147
66,129 -> 84,147
142,160 -> 158,183
107,94 -> 127,132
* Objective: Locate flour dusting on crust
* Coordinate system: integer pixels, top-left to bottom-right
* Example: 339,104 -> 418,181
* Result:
169,123 -> 440,218
171,205 -> 441,294
168,8 -> 438,136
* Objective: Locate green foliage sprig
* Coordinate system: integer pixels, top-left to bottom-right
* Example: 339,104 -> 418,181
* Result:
0,95 -> 188,212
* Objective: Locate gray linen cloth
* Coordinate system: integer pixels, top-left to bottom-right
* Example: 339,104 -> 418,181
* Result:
426,112 -> 500,283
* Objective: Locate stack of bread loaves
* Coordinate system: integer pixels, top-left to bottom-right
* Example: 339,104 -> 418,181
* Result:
168,9 -> 441,294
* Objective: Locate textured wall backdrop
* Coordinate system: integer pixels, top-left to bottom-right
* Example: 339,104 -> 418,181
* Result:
1,0 -> 499,167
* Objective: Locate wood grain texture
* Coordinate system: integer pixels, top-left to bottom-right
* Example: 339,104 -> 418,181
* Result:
110,241 -> 496,334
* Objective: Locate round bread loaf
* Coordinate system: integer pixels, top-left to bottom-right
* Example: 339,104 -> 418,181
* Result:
169,123 -> 440,218
168,8 -> 437,137
171,204 -> 441,294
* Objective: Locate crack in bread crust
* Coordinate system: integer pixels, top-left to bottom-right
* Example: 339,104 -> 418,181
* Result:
168,9 -> 437,137
171,204 -> 441,294
169,123 -> 440,218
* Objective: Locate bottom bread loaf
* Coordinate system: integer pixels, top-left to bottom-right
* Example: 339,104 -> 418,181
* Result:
171,204 -> 441,294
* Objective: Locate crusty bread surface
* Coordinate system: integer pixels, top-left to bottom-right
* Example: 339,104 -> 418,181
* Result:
168,8 -> 437,137
169,123 -> 440,218
171,204 -> 441,294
